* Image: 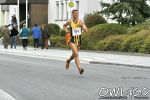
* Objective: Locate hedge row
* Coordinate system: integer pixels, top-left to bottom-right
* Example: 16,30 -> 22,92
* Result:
96,30 -> 150,53
81,23 -> 128,49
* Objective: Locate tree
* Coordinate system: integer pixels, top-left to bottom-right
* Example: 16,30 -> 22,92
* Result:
100,0 -> 150,26
84,12 -> 107,28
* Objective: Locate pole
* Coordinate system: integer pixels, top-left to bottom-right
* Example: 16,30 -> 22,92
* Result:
17,0 -> 20,31
26,0 -> 28,28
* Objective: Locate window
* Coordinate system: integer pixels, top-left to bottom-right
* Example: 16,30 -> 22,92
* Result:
76,0 -> 79,10
1,5 -> 9,11
61,2 -> 64,20
55,0 -> 73,21
65,0 -> 68,20
56,1 -> 59,20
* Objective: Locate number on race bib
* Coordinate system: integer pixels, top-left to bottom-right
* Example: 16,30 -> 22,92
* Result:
72,28 -> 81,36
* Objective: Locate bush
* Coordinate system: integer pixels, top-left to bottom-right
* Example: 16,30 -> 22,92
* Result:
81,23 -> 128,49
84,12 -> 107,28
83,19 -> 150,53
47,23 -> 60,35
0,26 -> 4,38
50,36 -> 68,48
60,29 -> 66,36
0,33 -> 3,38
142,35 -> 150,54
28,36 -> 34,46
121,30 -> 149,52
96,35 -> 125,51
128,18 -> 150,34
95,29 -> 150,53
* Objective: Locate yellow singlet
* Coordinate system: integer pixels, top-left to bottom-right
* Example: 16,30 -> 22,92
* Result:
70,19 -> 82,46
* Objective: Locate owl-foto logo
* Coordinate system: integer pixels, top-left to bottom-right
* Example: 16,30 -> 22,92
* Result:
68,1 -> 74,8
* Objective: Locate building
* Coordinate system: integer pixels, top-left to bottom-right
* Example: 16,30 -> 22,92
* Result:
1,0 -> 135,28
0,0 -> 48,27
48,0 -> 101,27
0,5 -> 17,27
1,0 -> 112,28
48,0 -> 119,27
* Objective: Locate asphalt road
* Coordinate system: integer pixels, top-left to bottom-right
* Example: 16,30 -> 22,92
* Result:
0,54 -> 150,100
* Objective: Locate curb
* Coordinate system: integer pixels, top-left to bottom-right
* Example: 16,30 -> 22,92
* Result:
1,49 -> 150,70
90,61 -> 150,70
0,50 -> 90,64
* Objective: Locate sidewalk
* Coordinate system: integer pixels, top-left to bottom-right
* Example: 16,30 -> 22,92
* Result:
0,45 -> 150,69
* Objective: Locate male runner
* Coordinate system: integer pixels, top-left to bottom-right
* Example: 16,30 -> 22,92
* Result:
63,9 -> 88,75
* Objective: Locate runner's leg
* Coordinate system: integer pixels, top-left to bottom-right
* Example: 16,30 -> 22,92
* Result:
68,42 -> 82,73
66,44 -> 80,69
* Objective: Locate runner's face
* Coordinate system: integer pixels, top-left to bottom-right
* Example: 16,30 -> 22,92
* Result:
73,11 -> 79,19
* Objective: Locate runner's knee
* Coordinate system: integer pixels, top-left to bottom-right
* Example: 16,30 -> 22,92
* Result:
73,52 -> 78,58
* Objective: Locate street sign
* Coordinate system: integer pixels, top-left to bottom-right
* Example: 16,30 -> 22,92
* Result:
68,1 -> 75,8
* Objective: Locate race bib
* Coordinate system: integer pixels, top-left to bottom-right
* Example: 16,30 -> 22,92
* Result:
72,27 -> 81,36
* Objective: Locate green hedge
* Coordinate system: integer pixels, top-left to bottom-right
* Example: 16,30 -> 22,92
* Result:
96,30 -> 150,53
50,36 -> 68,48
96,35 -> 125,51
47,23 -> 60,35
28,36 -> 34,46
0,33 -> 3,38
121,31 -> 148,52
81,23 -> 128,49
128,18 -> 150,34
142,35 -> 150,54
60,29 -> 66,36
81,19 -> 150,54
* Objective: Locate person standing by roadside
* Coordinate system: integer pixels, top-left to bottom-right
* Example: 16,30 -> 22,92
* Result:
32,24 -> 41,50
19,24 -> 30,50
1,25 -> 10,49
10,27 -> 19,49
41,25 -> 50,49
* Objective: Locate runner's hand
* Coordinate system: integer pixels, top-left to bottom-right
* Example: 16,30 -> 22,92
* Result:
65,30 -> 70,33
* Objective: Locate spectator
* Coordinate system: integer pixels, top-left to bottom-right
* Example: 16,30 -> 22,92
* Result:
11,14 -> 17,28
10,27 -> 19,49
1,25 -> 10,49
32,24 -> 41,50
19,24 -> 30,50
41,24 -> 50,49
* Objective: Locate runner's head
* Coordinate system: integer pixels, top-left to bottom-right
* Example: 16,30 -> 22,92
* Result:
72,9 -> 79,19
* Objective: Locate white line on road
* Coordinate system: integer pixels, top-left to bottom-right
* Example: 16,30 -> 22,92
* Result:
0,89 -> 16,100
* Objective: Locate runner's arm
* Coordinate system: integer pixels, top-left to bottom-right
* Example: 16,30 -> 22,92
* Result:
63,20 -> 70,33
80,20 -> 88,32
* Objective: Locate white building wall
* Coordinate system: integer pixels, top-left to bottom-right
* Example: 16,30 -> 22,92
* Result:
9,5 -> 17,24
0,5 -> 18,27
0,5 -> 5,27
78,0 -> 88,20
0,5 -> 2,27
1,11 -> 5,26
48,0 -> 70,28
4,11 -> 7,25
87,0 -> 101,13
48,0 -> 105,28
